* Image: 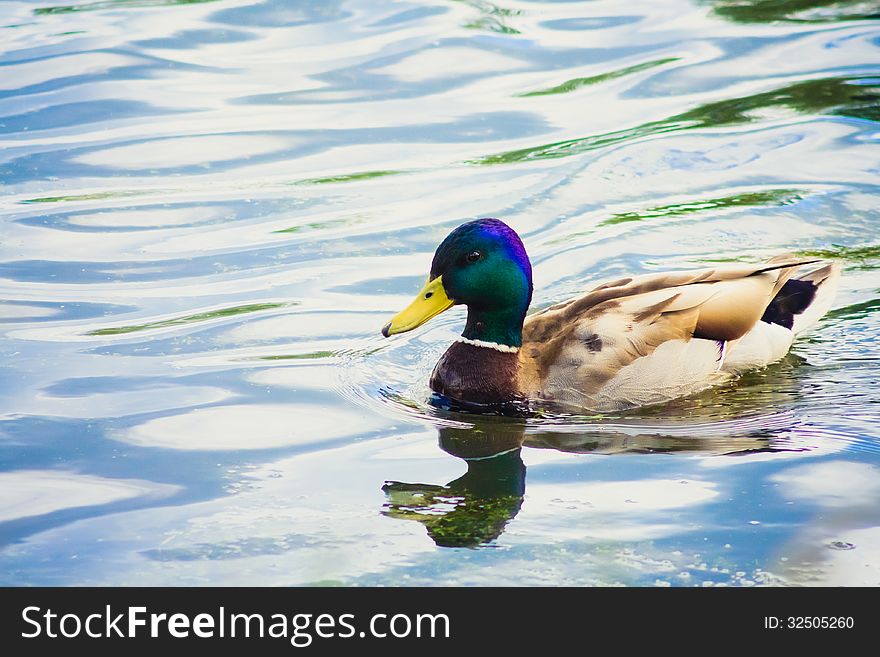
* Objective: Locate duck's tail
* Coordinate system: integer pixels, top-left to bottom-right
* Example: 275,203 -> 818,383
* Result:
761,260 -> 841,336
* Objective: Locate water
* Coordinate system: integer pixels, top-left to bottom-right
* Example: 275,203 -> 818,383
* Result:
0,0 -> 878,586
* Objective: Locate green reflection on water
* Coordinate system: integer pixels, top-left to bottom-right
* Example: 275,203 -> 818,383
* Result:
703,0 -> 879,24
20,190 -> 158,204
273,217 -> 362,234
826,297 -> 880,320
546,188 -> 805,244
471,76 -> 879,165
294,170 -> 401,186
256,351 -> 335,361
519,58 -> 680,97
457,0 -> 522,35
35,0 -> 221,15
601,188 -> 804,227
87,302 -> 291,336
797,244 -> 880,270
468,122 -> 683,166
676,76 -> 879,124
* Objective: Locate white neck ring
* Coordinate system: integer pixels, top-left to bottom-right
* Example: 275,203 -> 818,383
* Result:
455,336 -> 519,353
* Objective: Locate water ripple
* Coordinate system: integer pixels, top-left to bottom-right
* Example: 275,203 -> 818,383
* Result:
1,0 -> 878,585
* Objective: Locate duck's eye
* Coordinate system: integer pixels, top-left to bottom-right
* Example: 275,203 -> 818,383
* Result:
466,251 -> 482,263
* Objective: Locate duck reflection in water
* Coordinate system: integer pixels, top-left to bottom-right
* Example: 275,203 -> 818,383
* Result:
382,420 -> 527,548
382,402 -> 806,548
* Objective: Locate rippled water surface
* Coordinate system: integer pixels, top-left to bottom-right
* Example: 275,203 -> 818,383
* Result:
1,0 -> 879,586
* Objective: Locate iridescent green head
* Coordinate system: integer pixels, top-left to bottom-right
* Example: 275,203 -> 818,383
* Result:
382,218 -> 533,347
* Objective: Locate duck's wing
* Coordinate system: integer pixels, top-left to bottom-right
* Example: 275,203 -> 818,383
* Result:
519,259 -> 823,410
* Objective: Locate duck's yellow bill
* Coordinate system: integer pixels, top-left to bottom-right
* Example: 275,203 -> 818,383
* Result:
381,276 -> 454,337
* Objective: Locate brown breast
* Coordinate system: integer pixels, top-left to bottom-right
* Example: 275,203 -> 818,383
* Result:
430,341 -> 522,406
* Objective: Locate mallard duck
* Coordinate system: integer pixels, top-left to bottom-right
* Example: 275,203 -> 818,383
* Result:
381,218 -> 840,414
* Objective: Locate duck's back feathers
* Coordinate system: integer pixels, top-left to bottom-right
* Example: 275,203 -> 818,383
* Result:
519,259 -> 839,411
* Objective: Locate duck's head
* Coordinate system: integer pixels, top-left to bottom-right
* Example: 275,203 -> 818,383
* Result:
382,218 -> 533,347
